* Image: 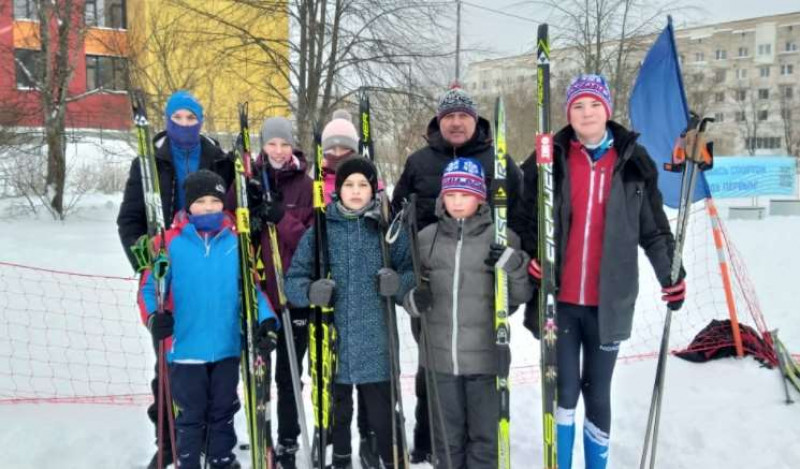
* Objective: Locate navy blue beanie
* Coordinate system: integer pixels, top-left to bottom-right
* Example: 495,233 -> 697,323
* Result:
165,90 -> 204,122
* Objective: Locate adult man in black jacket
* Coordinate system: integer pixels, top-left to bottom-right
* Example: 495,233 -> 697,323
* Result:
390,86 -> 524,463
116,91 -> 234,469
391,87 -> 523,230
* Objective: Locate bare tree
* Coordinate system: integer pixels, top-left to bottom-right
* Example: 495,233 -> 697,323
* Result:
166,0 -> 453,150
124,12 -> 220,131
473,82 -> 537,163
731,81 -> 770,156
373,90 -> 435,185
682,69 -> 717,118
534,0 -> 683,121
1,0 -> 123,219
778,84 -> 800,158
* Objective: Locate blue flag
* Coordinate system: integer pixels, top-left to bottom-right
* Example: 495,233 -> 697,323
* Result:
629,16 -> 710,207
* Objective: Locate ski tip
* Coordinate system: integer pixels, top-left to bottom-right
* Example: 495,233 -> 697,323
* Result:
130,89 -> 147,118
312,121 -> 322,140
537,23 -> 549,38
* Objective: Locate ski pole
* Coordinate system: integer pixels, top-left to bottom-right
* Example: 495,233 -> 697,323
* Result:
406,194 -> 454,469
772,330 -> 795,405
640,116 -> 714,469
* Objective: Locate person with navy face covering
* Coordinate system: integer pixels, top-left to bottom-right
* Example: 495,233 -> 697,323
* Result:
117,90 -> 235,469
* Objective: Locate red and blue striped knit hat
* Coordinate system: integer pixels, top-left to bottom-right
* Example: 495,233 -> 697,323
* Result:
565,74 -> 612,121
441,157 -> 486,200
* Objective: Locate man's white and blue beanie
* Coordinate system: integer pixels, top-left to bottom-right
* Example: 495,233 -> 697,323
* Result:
441,157 -> 486,200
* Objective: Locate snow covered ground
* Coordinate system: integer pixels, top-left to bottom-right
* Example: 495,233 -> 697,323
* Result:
0,193 -> 799,468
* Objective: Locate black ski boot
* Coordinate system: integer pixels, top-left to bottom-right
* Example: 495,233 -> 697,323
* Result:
409,448 -> 432,464
359,431 -> 381,469
328,453 -> 352,469
146,447 -> 174,469
275,439 -> 300,469
217,461 -> 241,469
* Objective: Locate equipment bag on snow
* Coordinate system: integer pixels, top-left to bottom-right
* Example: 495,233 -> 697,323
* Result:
675,319 -> 777,367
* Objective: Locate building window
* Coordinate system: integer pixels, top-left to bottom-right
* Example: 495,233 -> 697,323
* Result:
738,47 -> 749,57
86,55 -> 128,91
781,64 -> 794,75
758,44 -> 772,55
13,0 -> 38,19
85,0 -> 127,29
758,110 -> 769,121
786,42 -> 798,52
736,89 -> 747,102
746,137 -> 781,150
715,91 -> 725,103
782,109 -> 792,121
714,112 -> 724,123
759,66 -> 770,78
14,49 -> 43,89
714,69 -> 726,83
758,89 -> 769,100
735,111 -> 746,122
736,68 -> 748,79
695,52 -> 705,62
715,49 -> 727,60
783,86 -> 794,99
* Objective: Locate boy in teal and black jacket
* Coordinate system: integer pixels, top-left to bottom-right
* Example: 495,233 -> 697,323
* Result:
285,157 -> 414,469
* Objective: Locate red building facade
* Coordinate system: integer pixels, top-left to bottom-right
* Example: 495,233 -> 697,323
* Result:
0,0 -> 130,131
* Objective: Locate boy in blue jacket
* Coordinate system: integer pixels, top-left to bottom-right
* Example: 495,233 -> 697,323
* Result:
138,170 -> 279,469
285,157 -> 414,469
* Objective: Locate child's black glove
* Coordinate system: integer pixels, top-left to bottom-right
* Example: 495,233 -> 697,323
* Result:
256,318 -> 279,356
377,267 -> 400,297
309,279 -> 336,307
485,242 -> 525,272
147,312 -> 174,341
246,178 -> 265,208
404,283 -> 433,318
260,197 -> 285,224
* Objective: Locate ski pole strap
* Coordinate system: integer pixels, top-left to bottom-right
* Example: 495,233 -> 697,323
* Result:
131,235 -> 152,273
152,249 -> 169,281
386,206 -> 405,245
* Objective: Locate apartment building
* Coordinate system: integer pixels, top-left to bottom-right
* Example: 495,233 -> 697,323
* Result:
464,11 -> 800,156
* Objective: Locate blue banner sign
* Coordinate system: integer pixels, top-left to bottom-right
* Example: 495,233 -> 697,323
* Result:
704,156 -> 797,198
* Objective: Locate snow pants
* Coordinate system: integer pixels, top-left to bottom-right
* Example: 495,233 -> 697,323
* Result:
433,372 -> 499,469
332,381 -> 396,468
170,357 -> 241,469
275,307 -> 309,446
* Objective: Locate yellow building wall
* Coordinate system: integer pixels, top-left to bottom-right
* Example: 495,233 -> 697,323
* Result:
127,0 -> 290,133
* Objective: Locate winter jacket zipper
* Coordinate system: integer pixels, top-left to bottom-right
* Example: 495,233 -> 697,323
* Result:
579,150 -> 597,305
451,220 -> 464,375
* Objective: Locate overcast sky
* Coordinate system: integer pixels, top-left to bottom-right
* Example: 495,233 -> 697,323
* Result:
457,0 -> 798,67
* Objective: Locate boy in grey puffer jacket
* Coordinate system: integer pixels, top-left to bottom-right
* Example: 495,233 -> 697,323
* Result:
404,158 -> 533,469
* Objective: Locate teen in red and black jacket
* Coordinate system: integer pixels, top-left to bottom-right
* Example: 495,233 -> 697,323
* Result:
516,74 -> 686,469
